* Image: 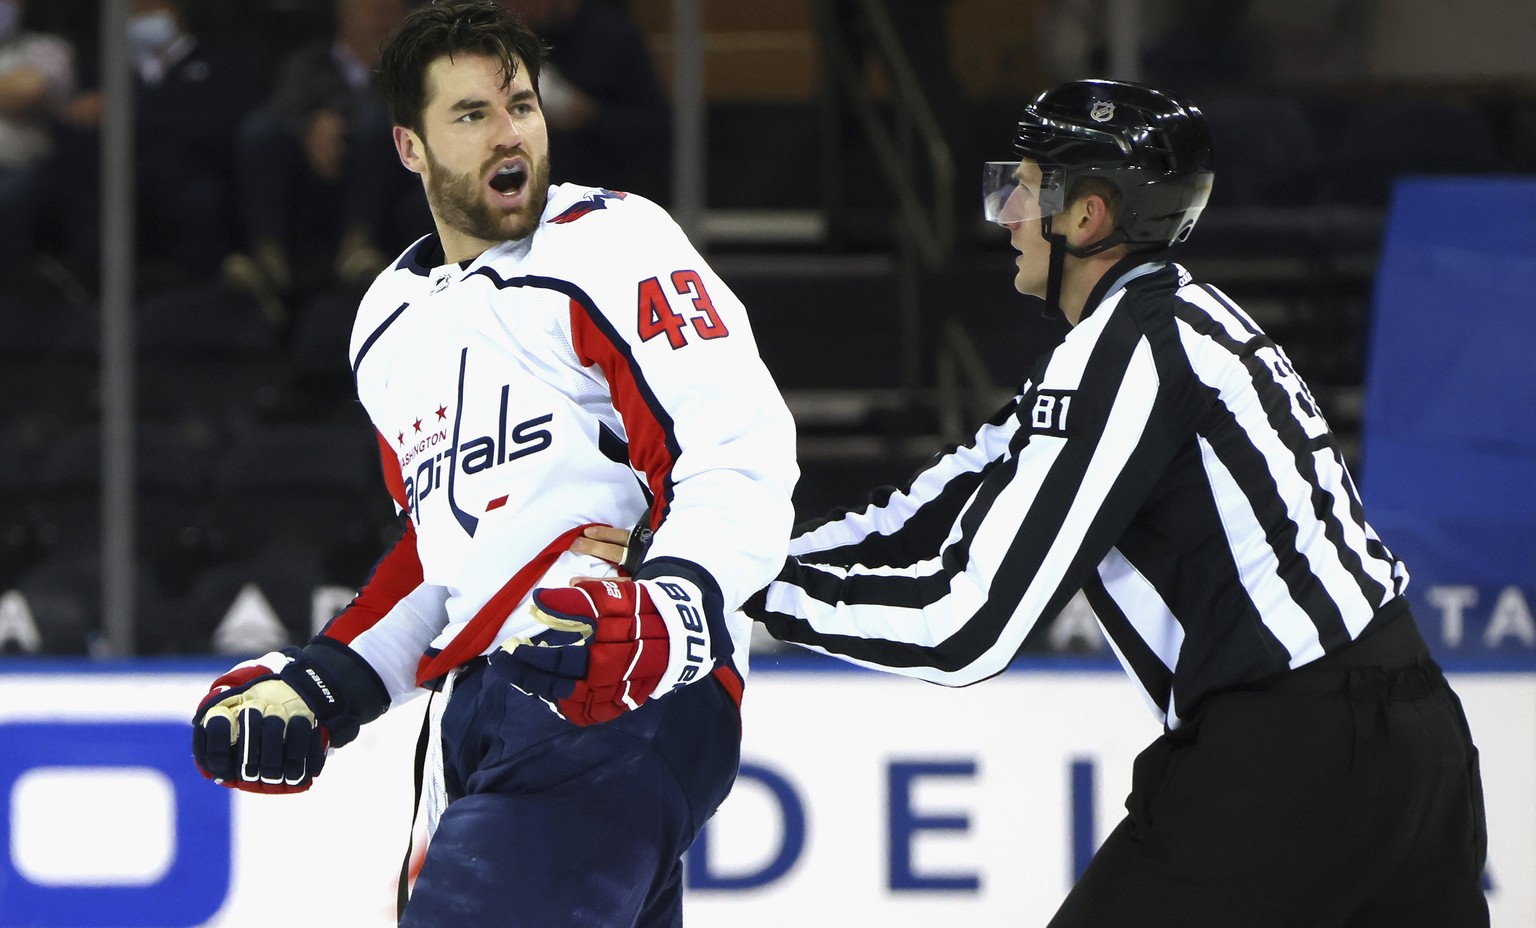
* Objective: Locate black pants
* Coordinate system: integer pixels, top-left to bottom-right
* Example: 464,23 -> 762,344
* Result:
1050,612 -> 1488,928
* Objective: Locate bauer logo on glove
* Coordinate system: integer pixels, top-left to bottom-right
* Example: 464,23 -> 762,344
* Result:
488,576 -> 714,726
190,640 -> 389,794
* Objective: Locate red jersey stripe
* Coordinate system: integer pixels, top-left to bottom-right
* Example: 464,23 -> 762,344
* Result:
322,521 -> 424,645
375,429 -> 411,513
414,522 -> 600,685
568,296 -> 675,532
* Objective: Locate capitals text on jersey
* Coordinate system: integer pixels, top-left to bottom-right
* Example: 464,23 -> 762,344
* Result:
401,347 -> 554,529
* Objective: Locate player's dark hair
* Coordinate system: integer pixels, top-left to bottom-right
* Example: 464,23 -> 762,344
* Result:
377,0 -> 549,135
1067,177 -> 1122,228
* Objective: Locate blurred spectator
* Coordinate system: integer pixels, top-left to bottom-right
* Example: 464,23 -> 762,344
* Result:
225,0 -> 425,313
0,0 -> 75,284
498,0 -> 671,201
59,0 -> 262,293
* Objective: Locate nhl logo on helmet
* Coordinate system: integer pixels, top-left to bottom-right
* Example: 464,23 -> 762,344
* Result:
1090,101 -> 1115,123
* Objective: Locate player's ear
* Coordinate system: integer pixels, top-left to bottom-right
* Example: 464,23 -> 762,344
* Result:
1069,193 -> 1113,247
394,126 -> 426,175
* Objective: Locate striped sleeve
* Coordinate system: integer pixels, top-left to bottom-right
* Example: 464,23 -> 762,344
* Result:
751,262 -> 1409,721
751,294 -> 1192,685
788,396 -> 1023,570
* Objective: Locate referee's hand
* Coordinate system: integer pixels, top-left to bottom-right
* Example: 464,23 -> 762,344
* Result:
568,524 -> 632,575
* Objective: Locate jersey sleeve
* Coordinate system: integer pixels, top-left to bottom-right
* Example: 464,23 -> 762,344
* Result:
313,431 -> 450,704
565,199 -> 797,615
748,300 -> 1193,685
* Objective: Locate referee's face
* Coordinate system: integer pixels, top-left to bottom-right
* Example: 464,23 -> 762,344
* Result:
396,51 -> 552,263
1002,160 -> 1051,299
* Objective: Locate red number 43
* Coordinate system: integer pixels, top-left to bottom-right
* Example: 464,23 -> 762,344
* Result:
637,270 -> 729,349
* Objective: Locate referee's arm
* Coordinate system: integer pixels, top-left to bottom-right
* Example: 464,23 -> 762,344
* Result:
749,319 -> 1187,685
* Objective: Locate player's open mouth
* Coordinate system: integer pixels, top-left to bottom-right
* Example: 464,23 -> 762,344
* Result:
490,162 -> 528,196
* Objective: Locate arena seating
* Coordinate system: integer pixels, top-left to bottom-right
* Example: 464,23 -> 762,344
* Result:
0,39 -> 1529,654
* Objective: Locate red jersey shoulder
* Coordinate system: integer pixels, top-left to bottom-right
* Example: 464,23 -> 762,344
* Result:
549,189 -> 629,224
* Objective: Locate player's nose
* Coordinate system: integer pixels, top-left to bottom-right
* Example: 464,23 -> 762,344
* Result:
490,110 -> 523,147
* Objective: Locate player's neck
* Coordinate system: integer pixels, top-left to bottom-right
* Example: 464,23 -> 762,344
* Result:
1061,250 -> 1129,325
437,227 -> 502,266
1059,268 -> 1099,326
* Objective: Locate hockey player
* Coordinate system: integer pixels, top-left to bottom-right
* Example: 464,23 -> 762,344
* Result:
581,79 -> 1489,926
189,3 -> 797,925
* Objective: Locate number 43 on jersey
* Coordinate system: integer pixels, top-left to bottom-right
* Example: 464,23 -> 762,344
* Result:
637,270 -> 730,349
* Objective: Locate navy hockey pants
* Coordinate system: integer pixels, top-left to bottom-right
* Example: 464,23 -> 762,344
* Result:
400,661 -> 741,928
1049,612 -> 1488,928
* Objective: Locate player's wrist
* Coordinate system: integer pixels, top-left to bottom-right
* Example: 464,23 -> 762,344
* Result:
285,638 -> 391,745
634,556 -> 733,676
637,576 -> 711,693
635,557 -> 726,621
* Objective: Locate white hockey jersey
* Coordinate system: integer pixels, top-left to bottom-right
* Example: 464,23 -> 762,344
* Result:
329,184 -> 798,704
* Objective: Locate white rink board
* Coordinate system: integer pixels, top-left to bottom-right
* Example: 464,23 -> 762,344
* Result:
0,666 -> 1530,927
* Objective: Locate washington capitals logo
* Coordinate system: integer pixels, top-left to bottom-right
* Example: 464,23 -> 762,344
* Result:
401,347 -> 555,535
550,189 -> 627,224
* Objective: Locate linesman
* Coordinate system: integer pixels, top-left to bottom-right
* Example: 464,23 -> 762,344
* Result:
723,80 -> 1488,926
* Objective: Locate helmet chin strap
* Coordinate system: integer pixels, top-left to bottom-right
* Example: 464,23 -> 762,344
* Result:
1043,230 -> 1068,319
1039,217 -> 1128,319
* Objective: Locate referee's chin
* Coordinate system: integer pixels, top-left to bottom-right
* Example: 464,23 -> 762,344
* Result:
1013,270 -> 1043,299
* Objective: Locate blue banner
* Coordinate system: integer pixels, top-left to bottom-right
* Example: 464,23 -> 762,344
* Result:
1361,177 -> 1536,662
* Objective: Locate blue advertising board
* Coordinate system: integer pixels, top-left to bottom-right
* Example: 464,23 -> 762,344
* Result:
1361,177 -> 1536,664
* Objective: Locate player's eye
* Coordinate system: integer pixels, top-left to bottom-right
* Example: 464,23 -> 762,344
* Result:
458,110 -> 483,123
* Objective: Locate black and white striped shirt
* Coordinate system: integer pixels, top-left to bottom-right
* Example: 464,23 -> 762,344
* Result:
748,258 -> 1407,728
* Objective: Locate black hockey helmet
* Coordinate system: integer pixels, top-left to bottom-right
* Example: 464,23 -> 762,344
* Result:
983,79 -> 1215,254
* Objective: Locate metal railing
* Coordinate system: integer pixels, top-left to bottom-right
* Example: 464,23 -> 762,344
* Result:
812,0 -> 955,395
934,318 -> 1013,445
100,0 -> 137,656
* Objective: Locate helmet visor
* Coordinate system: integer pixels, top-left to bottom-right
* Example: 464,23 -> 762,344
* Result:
982,160 -> 1045,226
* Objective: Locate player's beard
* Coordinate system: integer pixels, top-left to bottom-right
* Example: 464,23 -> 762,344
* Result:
425,147 -> 552,246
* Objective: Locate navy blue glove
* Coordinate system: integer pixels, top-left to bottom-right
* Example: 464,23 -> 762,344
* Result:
191,639 -> 388,793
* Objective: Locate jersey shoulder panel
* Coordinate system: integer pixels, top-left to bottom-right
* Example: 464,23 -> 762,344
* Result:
537,184 -> 693,272
515,186 -> 722,350
350,234 -> 437,369
544,184 -> 647,227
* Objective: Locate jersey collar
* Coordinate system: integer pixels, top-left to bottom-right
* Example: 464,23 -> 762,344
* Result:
1078,248 -> 1173,322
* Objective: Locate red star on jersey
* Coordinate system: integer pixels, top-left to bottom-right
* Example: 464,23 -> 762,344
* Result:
413,418 -> 423,433
436,404 -> 448,421
397,431 -> 404,446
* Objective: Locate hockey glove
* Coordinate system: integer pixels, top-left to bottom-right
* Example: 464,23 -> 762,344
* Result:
191,638 -> 389,794
488,576 -> 718,726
